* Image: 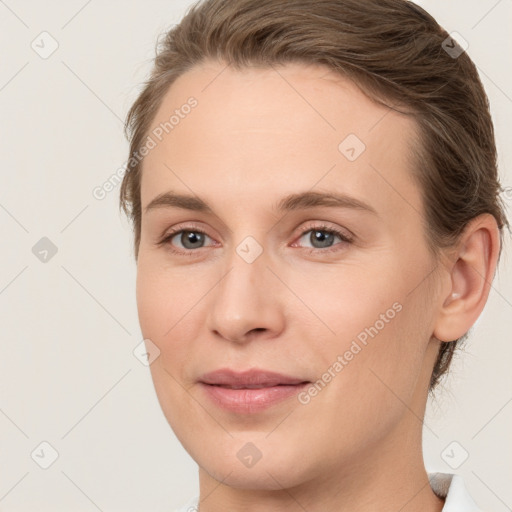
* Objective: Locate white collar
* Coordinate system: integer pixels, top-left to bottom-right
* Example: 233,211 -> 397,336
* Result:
175,473 -> 482,511
429,472 -> 483,511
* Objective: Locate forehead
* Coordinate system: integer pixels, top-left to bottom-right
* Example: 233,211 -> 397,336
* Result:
140,60 -> 422,221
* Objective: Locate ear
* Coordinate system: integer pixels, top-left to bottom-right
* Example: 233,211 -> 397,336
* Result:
433,213 -> 501,342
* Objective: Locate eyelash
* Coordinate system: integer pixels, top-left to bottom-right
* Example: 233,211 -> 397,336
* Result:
157,223 -> 354,257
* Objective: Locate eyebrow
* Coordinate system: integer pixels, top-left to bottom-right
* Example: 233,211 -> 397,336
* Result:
144,190 -> 378,216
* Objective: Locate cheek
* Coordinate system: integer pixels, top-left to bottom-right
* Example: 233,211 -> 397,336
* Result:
135,260 -> 198,431
135,255 -> 214,389
287,261 -> 403,352
136,263 -> 166,340
293,260 -> 432,399
328,287 -> 432,424
135,253 -> 195,338
135,258 -> 189,376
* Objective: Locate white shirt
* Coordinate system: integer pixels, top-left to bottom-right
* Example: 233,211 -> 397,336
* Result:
173,473 -> 483,511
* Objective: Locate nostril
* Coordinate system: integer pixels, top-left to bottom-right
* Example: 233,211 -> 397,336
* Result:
248,328 -> 267,337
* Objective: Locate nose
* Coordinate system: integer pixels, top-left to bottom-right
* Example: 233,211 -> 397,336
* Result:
206,249 -> 285,345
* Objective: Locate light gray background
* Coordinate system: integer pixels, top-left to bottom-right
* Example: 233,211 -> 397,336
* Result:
0,1 -> 511,510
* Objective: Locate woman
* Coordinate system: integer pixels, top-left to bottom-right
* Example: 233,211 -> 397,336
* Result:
119,0 -> 509,510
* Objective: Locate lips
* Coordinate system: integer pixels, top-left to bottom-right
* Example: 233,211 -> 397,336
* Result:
199,368 -> 308,387
198,368 -> 310,413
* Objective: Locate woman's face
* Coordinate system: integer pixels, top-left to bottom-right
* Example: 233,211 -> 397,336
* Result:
136,61 -> 445,491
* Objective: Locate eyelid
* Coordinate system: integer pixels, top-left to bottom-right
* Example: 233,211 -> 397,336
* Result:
156,222 -> 215,247
157,220 -> 354,254
294,221 -> 354,242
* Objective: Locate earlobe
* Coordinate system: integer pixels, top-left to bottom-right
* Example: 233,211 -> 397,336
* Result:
433,214 -> 500,343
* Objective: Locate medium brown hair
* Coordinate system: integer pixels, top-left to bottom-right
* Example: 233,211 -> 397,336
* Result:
119,0 -> 509,390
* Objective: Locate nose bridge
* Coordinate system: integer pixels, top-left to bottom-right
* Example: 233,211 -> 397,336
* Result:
206,236 -> 283,343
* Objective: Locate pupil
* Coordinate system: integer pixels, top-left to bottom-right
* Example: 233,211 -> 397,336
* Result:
183,231 -> 204,249
312,230 -> 333,248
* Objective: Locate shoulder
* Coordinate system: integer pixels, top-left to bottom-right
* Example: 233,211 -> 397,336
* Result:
173,494 -> 199,512
429,472 -> 484,512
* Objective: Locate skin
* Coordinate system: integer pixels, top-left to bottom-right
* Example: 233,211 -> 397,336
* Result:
135,60 -> 500,511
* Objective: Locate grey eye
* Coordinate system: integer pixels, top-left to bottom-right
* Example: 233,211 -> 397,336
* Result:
175,231 -> 207,249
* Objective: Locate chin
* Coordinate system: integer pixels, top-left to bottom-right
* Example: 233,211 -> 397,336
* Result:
200,457 -> 303,491
190,434 -> 314,491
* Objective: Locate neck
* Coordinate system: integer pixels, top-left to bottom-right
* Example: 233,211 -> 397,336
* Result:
196,416 -> 445,512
